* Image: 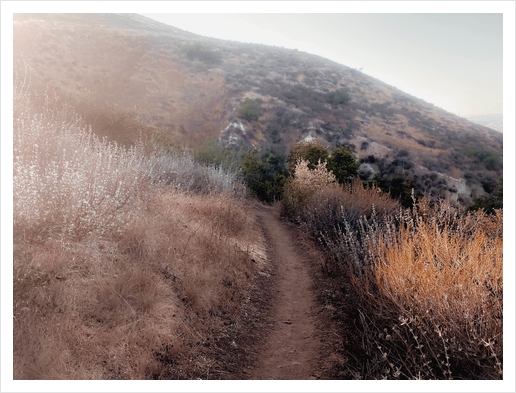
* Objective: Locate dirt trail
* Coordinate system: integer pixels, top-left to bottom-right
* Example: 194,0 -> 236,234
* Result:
250,204 -> 321,380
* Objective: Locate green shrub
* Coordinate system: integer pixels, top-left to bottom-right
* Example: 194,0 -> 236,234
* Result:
236,98 -> 262,121
182,42 -> 221,65
327,146 -> 359,184
469,178 -> 503,214
287,141 -> 329,173
240,151 -> 288,202
326,88 -> 351,105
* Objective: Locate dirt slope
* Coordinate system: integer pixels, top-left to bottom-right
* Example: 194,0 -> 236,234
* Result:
250,204 -> 322,380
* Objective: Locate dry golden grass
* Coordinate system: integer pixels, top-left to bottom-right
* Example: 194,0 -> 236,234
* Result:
374,214 -> 502,317
13,190 -> 261,380
283,164 -> 503,379
13,77 -> 264,379
355,209 -> 503,379
282,159 -> 336,218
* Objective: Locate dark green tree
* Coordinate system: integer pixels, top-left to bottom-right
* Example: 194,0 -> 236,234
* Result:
327,146 -> 359,183
240,151 -> 288,202
237,98 -> 262,121
469,178 -> 503,214
326,88 -> 351,105
287,141 -> 329,173
373,174 -> 422,208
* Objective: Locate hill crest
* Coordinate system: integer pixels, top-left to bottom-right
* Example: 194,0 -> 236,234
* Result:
13,13 -> 502,206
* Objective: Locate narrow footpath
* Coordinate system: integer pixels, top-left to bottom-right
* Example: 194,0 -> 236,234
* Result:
250,204 -> 322,380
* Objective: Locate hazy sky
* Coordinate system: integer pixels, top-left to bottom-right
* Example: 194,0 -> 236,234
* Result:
141,13 -> 502,117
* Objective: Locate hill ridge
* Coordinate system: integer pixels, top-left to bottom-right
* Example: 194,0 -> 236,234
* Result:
13,13 -> 502,206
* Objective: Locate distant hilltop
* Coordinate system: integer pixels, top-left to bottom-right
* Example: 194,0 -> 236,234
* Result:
466,114 -> 503,133
13,13 -> 502,207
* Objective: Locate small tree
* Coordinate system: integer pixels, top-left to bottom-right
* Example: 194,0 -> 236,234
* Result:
327,146 -> 359,184
240,151 -> 288,202
237,98 -> 262,121
287,141 -> 329,173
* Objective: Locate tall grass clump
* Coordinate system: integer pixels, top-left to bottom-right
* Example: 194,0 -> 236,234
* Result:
361,207 -> 503,380
281,159 -> 336,219
148,148 -> 246,197
282,161 -> 503,379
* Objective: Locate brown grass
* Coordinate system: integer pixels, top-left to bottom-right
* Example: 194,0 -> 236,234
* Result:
13,77 -> 264,379
13,189 -> 261,379
282,162 -> 503,379
359,209 -> 503,379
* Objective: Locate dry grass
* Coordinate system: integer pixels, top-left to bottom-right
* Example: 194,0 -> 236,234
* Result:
282,170 -> 399,275
13,79 -> 263,379
14,17 -> 226,149
282,163 -> 503,379
14,191 -> 259,379
359,208 -> 503,379
281,159 -> 336,219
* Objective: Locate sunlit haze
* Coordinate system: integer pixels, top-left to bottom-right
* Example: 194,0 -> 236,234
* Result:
141,13 -> 502,117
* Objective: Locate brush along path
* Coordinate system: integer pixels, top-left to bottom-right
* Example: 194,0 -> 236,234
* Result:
251,204 -> 322,380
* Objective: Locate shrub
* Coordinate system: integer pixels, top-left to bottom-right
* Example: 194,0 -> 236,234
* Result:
13,76 -> 258,380
327,146 -> 359,184
149,149 -> 246,197
193,140 -> 243,172
287,178 -> 399,275
372,174 -> 422,208
285,173 -> 503,379
396,149 -> 410,158
360,208 -> 503,379
469,179 -> 503,214
182,42 -> 222,65
287,141 -> 329,173
239,151 -> 288,202
236,98 -> 262,121
14,105 -> 149,242
326,88 -> 351,105
282,159 -> 335,219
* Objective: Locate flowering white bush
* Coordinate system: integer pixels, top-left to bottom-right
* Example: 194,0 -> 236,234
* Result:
14,108 -> 149,240
13,76 -> 246,241
292,159 -> 336,192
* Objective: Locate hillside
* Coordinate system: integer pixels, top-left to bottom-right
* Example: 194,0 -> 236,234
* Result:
12,13 -> 505,382
13,13 -> 503,206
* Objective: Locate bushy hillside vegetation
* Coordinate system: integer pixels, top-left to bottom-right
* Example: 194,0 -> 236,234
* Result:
13,71 -> 268,379
13,13 -> 502,209
281,161 -> 503,380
